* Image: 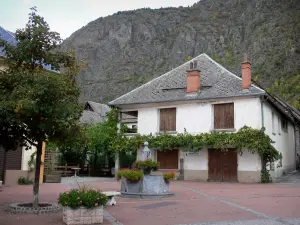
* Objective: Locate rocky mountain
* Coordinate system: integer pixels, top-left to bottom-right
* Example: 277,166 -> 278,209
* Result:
60,0 -> 300,104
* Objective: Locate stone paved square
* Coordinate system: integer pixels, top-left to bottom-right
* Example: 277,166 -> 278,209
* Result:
1,178 -> 300,225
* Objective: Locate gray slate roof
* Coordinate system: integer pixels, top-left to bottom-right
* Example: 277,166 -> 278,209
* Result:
79,101 -> 110,124
109,53 -> 265,106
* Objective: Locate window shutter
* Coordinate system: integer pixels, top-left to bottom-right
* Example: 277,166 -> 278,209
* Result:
6,145 -> 22,170
159,108 -> 176,131
214,103 -> 234,129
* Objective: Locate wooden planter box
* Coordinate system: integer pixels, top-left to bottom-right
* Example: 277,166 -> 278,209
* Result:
44,174 -> 61,183
62,206 -> 103,225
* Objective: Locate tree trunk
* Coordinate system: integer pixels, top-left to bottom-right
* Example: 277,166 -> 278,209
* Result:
2,150 -> 7,185
33,141 -> 43,208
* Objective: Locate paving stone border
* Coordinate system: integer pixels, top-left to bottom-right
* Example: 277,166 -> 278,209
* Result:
6,202 -> 61,214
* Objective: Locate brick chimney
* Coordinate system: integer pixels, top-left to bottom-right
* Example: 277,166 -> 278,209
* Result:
186,60 -> 201,93
241,59 -> 251,89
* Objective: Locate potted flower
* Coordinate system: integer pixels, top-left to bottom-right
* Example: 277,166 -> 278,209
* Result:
118,169 -> 144,193
117,169 -> 143,182
116,168 -> 129,182
163,172 -> 176,183
133,159 -> 160,175
58,185 -> 108,225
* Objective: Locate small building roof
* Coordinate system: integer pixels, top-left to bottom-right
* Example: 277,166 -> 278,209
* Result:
79,101 -> 110,124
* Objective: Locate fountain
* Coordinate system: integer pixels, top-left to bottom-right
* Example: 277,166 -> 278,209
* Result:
120,142 -> 174,198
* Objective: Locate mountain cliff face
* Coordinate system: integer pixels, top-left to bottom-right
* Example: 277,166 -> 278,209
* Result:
60,0 -> 300,104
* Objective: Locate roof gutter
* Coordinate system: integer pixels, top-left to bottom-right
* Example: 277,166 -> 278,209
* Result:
109,92 -> 265,108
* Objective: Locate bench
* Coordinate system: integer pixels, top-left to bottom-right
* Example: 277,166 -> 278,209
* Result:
103,191 -> 121,206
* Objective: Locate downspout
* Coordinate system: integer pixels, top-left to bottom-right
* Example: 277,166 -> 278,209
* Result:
260,96 -> 266,182
260,96 -> 265,128
294,125 -> 299,170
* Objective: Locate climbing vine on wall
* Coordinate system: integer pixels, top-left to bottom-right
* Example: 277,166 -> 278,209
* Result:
110,126 -> 282,183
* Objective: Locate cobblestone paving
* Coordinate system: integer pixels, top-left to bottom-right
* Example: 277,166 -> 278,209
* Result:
173,183 -> 300,225
176,218 -> 300,225
1,179 -> 300,225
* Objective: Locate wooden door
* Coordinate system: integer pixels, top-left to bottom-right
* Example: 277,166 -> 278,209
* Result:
208,149 -> 237,182
208,149 -> 222,181
157,149 -> 178,169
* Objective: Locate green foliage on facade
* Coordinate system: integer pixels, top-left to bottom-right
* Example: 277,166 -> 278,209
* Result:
110,126 -> 282,183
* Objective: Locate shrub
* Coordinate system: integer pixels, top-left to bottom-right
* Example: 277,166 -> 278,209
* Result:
133,159 -> 160,171
58,185 -> 108,209
116,168 -> 128,181
163,172 -> 176,183
116,169 -> 143,182
18,176 -> 33,185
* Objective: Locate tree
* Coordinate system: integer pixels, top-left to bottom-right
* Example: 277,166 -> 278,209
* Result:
56,125 -> 90,166
85,109 -> 118,168
267,74 -> 300,110
0,7 -> 83,208
56,109 -> 119,173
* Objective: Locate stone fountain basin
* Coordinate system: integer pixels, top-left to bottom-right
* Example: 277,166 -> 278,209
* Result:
120,175 -> 174,199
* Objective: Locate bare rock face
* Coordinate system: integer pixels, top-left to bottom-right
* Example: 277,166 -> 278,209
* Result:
60,0 -> 300,103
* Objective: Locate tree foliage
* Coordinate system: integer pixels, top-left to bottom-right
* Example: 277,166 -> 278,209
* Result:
0,7 -> 83,207
56,109 -> 118,166
267,73 -> 300,110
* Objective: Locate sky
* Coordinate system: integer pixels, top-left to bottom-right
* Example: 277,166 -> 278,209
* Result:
0,0 -> 198,39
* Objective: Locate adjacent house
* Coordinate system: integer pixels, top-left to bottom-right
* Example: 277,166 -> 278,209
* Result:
0,146 -> 36,186
79,101 -> 110,124
109,53 -> 300,183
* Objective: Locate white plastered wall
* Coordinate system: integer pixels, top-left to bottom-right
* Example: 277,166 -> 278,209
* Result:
262,101 -> 296,179
21,145 -> 36,171
135,97 -> 263,174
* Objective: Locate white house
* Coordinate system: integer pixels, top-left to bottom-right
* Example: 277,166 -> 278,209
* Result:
109,53 -> 300,183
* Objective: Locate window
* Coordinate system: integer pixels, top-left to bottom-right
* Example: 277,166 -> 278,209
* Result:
159,108 -> 176,132
278,117 -> 281,135
213,103 -> 234,129
157,149 -> 178,169
281,119 -> 288,132
272,112 -> 276,134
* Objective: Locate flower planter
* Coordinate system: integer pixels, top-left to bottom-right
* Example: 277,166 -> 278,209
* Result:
143,168 -> 152,175
62,206 -> 103,225
120,177 -> 142,193
120,175 -> 171,195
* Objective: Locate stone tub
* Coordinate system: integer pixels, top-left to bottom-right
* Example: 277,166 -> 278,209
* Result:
120,175 -> 174,198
